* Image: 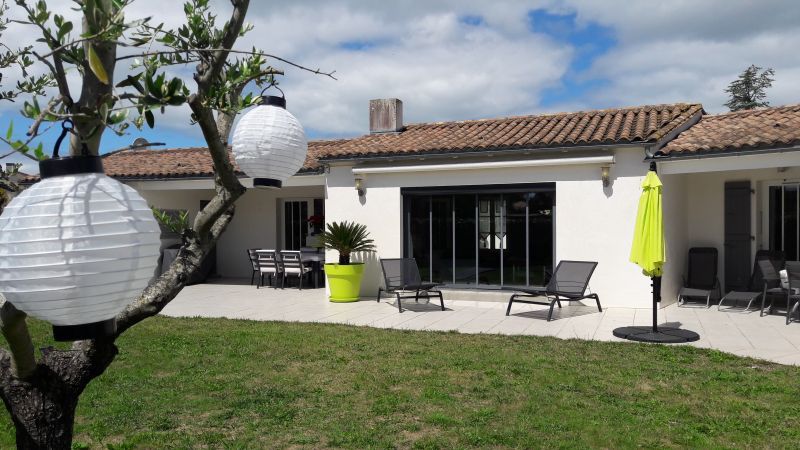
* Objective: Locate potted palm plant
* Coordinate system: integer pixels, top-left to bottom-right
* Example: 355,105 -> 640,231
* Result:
320,221 -> 376,302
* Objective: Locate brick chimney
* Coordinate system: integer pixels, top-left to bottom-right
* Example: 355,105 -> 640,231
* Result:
369,98 -> 403,133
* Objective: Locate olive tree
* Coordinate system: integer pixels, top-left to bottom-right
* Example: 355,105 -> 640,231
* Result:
0,0 -> 332,447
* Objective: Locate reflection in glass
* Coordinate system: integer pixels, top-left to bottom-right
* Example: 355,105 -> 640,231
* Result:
404,185 -> 554,287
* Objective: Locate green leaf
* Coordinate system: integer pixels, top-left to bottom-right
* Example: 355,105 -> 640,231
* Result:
145,110 -> 154,128
87,45 -> 109,84
5,121 -> 12,140
34,143 -> 46,160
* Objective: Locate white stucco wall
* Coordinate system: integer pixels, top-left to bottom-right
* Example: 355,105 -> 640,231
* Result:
660,173 -> 687,306
326,148 -> 659,308
682,165 -> 800,291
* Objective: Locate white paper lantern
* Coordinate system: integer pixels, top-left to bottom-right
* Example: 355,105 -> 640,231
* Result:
0,165 -> 161,340
231,95 -> 308,188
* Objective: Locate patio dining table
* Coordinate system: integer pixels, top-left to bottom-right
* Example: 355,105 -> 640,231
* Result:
301,251 -> 326,288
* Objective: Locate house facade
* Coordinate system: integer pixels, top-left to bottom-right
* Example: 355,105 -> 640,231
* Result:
24,101 -> 800,309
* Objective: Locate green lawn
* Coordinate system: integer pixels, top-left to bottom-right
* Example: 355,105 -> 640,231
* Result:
1,317 -> 799,449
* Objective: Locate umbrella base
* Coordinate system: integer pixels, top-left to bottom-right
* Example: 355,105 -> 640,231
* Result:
613,326 -> 700,344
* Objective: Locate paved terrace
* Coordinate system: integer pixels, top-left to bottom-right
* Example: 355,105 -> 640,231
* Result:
162,279 -> 800,366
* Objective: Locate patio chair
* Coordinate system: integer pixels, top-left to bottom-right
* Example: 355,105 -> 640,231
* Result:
718,250 -> 783,312
678,247 -> 721,308
759,257 -> 788,316
279,250 -> 312,289
505,260 -> 601,321
247,249 -> 259,285
255,250 -> 283,289
378,258 -> 444,312
785,261 -> 800,324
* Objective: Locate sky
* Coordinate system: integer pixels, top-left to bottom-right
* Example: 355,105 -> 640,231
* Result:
2,0 -> 800,174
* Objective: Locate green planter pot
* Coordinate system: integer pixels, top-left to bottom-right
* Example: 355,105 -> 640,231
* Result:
325,263 -> 365,302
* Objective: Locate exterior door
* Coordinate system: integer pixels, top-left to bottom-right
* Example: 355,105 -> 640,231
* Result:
282,199 -> 311,250
724,181 -> 752,291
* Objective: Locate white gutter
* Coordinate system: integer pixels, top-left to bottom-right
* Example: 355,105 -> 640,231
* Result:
351,155 -> 615,175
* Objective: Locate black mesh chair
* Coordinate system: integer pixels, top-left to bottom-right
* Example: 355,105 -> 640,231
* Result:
785,261 -> 800,324
678,247 -> 721,308
378,258 -> 444,312
718,250 -> 784,312
247,249 -> 259,285
505,260 -> 600,321
759,256 -> 787,316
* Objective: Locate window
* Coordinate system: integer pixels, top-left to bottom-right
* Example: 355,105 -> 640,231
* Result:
403,184 -> 555,288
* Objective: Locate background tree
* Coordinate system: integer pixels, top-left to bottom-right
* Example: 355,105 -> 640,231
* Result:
0,0 -> 333,448
724,64 -> 775,111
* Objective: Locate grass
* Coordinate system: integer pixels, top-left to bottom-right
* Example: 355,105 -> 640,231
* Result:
1,317 -> 799,448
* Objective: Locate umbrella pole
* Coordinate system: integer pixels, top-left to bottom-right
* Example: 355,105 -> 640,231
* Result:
652,276 -> 661,332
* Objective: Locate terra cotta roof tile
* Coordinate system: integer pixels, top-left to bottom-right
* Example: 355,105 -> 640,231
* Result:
659,104 -> 800,155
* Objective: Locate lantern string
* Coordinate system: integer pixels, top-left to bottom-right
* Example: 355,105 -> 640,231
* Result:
52,119 -> 91,158
258,81 -> 284,100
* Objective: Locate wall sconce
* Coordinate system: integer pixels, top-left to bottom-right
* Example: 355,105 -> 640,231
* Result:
354,177 -> 366,197
601,165 -> 611,187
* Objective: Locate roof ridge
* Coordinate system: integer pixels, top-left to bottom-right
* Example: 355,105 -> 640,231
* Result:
702,103 -> 800,120
403,103 -> 703,129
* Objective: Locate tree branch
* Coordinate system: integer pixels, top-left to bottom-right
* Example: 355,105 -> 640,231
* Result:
0,297 -> 36,379
26,95 -> 62,137
197,0 -> 249,87
117,49 -> 336,79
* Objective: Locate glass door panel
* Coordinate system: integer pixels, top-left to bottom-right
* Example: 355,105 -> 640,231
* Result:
784,185 -> 798,261
503,193 -> 528,287
407,196 -> 431,281
453,194 -> 477,285
283,200 -> 309,250
431,196 -> 454,283
529,191 -> 554,285
477,194 -> 502,285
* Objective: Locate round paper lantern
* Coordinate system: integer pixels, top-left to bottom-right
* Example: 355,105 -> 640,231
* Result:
231,95 -> 308,188
0,156 -> 161,341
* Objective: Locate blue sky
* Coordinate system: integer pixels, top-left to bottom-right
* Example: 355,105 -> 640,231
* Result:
2,0 -> 800,173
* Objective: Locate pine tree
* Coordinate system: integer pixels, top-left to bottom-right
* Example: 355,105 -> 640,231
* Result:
724,65 -> 775,111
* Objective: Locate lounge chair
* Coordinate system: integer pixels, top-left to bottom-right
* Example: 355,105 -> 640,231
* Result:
785,261 -> 800,324
718,250 -> 784,312
279,250 -> 312,289
378,258 -> 444,312
678,247 -> 720,308
758,257 -> 787,316
255,250 -> 282,289
505,260 -> 601,321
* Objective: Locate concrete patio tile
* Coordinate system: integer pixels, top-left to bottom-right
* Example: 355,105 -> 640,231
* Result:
455,312 -> 509,334
420,310 -> 485,332
160,279 -> 800,366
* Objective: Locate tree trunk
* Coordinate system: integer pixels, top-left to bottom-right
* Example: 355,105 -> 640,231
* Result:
1,376 -> 79,450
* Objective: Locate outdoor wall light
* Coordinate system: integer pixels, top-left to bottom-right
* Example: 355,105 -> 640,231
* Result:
231,84 -> 308,189
601,165 -> 611,187
0,120 -> 161,341
355,177 -> 366,197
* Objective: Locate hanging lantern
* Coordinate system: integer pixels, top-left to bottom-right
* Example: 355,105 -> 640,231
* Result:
231,87 -> 308,188
0,121 -> 161,341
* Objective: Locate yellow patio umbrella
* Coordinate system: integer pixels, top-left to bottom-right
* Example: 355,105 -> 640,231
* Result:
613,164 -> 700,343
629,170 -> 665,277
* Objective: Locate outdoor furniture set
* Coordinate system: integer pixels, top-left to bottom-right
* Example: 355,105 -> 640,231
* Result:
247,248 -> 325,289
678,247 -> 800,324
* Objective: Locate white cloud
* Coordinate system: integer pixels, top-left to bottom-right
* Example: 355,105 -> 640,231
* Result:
2,0 -> 800,161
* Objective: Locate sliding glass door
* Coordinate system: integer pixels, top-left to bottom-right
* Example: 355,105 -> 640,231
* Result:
770,184 -> 799,260
403,184 -> 555,288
